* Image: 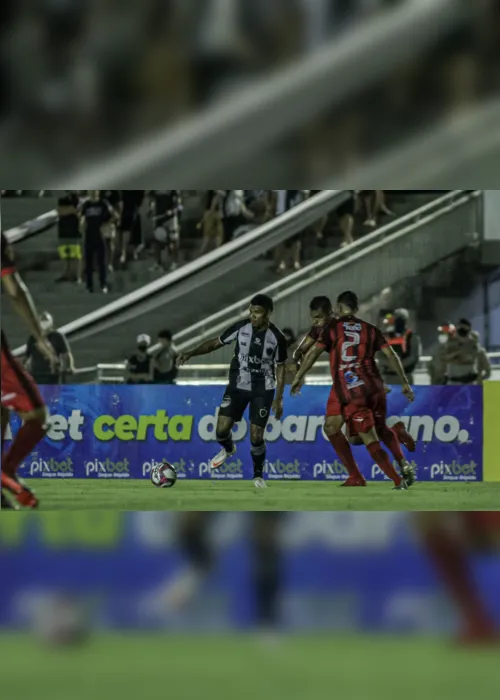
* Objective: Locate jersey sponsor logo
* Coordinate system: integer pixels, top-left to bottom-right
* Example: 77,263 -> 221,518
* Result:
344,323 -> 362,332
84,458 -> 130,479
254,337 -> 262,346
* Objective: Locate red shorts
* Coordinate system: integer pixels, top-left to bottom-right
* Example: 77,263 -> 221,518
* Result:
1,348 -> 45,414
326,388 -> 386,435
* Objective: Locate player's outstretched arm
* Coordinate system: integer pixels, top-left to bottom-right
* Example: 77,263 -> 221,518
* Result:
2,270 -> 46,343
293,334 -> 315,364
381,346 -> 415,401
177,338 -> 224,366
291,345 -> 323,395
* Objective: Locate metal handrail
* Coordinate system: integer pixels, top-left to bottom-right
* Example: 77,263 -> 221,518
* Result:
170,190 -> 479,350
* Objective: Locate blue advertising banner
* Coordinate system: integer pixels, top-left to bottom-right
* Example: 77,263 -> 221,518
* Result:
1,513 -> 499,632
6,385 -> 483,482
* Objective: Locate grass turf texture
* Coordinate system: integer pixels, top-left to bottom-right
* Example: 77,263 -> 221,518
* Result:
15,479 -> 500,511
1,633 -> 499,700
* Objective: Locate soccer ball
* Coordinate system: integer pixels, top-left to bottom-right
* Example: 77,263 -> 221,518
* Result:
151,461 -> 178,488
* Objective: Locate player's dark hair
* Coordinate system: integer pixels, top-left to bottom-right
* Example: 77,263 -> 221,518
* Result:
337,290 -> 359,312
158,329 -> 173,341
251,294 -> 274,313
458,318 -> 471,328
309,296 -> 332,314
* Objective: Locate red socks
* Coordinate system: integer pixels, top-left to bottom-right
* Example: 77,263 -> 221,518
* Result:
379,426 -> 405,466
1,418 -> 46,477
366,442 -> 402,485
423,530 -> 494,637
328,433 -> 364,481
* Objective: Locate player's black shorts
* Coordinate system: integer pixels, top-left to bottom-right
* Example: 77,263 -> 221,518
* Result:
218,386 -> 275,428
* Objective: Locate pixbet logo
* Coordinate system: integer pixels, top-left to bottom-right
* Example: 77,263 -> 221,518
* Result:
27,457 -> 74,478
264,459 -> 301,480
142,459 -> 187,479
430,461 -> 478,481
371,462 -> 416,480
198,459 -> 243,479
312,460 -> 349,481
84,458 -> 130,478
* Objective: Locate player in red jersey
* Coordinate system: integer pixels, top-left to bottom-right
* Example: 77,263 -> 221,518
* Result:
416,512 -> 500,644
1,231 -> 58,509
291,290 -> 415,489
293,295 -> 416,486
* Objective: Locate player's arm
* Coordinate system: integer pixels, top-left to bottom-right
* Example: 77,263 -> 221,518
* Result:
381,346 -> 414,401
177,338 -> 224,366
2,270 -> 46,343
291,344 -> 324,395
273,332 -> 289,419
293,334 -> 315,364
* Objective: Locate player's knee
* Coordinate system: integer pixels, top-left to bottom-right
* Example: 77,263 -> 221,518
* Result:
250,441 -> 266,455
324,421 -> 342,437
19,407 -> 49,430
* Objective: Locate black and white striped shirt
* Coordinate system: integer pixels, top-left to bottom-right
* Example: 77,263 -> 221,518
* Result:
219,320 -> 288,393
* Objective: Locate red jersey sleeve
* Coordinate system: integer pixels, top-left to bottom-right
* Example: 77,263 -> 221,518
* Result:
373,326 -> 390,351
1,233 -> 16,278
308,325 -> 322,342
316,322 -> 334,351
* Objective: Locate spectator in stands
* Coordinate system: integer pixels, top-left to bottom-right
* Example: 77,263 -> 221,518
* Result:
378,308 -> 421,385
200,190 -> 225,255
272,189 -> 310,272
428,322 -> 456,385
125,334 -> 154,384
80,190 -> 116,294
149,190 -> 182,272
25,312 -> 74,385
56,190 -> 82,284
222,190 -> 255,243
101,190 -> 123,273
443,319 -> 491,385
361,190 -> 395,228
152,329 -> 178,384
336,191 -> 358,248
119,191 -> 145,265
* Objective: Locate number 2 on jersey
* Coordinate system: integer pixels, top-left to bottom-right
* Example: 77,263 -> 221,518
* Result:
341,331 -> 361,363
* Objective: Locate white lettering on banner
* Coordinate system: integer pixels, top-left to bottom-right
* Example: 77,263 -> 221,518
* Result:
5,410 -> 85,441
141,459 -> 187,479
198,460 -> 244,479
387,415 -> 469,444
313,460 -> 349,480
84,458 -> 130,478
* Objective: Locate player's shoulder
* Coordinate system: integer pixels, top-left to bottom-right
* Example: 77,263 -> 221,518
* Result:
269,322 -> 287,342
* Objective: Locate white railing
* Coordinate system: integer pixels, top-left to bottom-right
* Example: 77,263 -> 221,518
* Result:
96,353 -> 500,385
47,0 -> 466,189
169,190 -> 479,352
4,209 -> 58,244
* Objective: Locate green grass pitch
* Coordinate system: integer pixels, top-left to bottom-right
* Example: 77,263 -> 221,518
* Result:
18,479 -> 500,511
1,633 -> 498,700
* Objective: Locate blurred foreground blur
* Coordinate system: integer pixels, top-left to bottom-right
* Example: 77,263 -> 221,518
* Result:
0,511 -> 499,700
2,1 -> 499,183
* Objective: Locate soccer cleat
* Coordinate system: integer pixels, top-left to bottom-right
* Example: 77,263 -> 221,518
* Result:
340,476 -> 367,487
1,474 -> 39,509
393,479 -> 409,491
401,460 -> 416,487
393,421 -> 416,452
254,478 -> 267,489
209,445 -> 236,470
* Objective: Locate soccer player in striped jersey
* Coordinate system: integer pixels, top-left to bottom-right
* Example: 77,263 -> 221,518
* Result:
178,294 -> 288,489
291,291 -> 416,490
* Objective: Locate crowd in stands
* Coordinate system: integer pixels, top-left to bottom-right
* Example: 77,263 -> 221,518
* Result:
2,1 -> 499,181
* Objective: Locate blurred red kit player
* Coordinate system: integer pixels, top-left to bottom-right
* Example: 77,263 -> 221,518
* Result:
417,512 -> 500,644
292,291 -> 416,489
1,232 -> 58,509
